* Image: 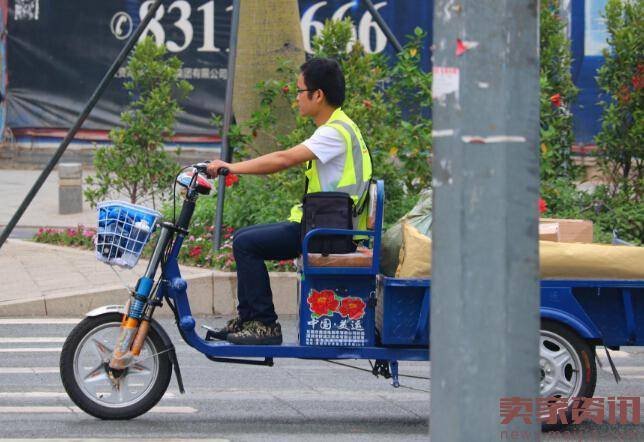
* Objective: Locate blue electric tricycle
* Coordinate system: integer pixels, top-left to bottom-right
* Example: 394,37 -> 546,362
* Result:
59,162 -> 644,423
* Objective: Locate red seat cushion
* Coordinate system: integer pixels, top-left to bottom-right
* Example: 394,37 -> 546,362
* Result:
307,246 -> 373,267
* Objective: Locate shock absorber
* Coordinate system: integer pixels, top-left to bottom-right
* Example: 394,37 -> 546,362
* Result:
109,277 -> 154,370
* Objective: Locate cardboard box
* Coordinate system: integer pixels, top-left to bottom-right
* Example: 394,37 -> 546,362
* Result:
539,218 -> 593,243
539,223 -> 560,242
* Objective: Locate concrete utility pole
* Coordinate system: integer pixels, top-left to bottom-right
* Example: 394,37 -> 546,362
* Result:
430,1 -> 540,440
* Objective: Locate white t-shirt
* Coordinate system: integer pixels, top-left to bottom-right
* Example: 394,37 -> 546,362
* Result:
302,125 -> 345,191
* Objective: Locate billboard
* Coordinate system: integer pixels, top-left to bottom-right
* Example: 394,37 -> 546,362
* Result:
4,0 -> 606,143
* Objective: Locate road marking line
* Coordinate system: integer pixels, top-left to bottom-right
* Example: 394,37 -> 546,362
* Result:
0,391 -> 176,399
0,405 -> 195,414
0,337 -> 66,343
0,318 -> 81,325
0,439 -> 228,442
601,366 -> 644,372
0,367 -> 59,374
596,349 -> 633,358
0,347 -> 62,352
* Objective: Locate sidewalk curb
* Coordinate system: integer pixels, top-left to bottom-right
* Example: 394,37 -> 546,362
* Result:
0,267 -> 299,318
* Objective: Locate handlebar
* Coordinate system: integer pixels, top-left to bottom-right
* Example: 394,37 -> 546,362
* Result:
191,161 -> 229,178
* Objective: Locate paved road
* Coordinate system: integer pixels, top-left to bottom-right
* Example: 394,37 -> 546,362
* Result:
1,316 -> 642,441
0,316 -> 430,442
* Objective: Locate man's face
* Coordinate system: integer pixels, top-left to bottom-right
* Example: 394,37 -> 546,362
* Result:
296,73 -> 318,117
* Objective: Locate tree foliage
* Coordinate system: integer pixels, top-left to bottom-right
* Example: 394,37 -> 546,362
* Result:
538,0 -> 581,212
595,0 -> 643,202
211,18 -> 431,229
84,37 -> 193,208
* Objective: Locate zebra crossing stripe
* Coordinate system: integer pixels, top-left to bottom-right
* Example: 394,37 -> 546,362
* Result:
0,405 -> 194,413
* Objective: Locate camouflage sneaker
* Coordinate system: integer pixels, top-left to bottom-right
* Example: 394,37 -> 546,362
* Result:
208,316 -> 244,340
226,320 -> 283,345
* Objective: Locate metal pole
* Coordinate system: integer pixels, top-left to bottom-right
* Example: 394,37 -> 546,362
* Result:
213,0 -> 241,250
430,1 -> 540,440
361,0 -> 402,53
0,0 -> 164,250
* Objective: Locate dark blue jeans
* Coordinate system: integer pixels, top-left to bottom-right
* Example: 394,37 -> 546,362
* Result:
232,222 -> 301,325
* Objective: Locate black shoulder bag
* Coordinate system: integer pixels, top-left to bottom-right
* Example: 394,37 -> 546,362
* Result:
300,154 -> 372,255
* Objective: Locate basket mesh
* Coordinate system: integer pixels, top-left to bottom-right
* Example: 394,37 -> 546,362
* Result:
95,201 -> 162,269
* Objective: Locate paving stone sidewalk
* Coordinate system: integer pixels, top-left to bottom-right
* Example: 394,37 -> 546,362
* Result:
0,168 -> 298,317
0,168 -> 146,229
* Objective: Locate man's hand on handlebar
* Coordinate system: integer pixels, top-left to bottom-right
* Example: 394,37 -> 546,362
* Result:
206,160 -> 232,178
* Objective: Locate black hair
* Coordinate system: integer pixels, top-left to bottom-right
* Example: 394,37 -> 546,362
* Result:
300,57 -> 345,107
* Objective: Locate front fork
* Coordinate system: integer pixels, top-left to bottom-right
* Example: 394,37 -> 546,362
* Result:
109,224 -> 175,370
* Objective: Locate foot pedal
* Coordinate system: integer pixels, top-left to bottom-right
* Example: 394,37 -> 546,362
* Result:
202,324 -> 223,341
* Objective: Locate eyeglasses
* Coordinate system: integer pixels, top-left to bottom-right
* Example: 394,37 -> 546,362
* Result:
296,88 -> 317,95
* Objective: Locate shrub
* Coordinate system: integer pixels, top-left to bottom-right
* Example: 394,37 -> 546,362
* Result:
84,37 -> 193,209
595,0 -> 643,203
539,0 -> 581,210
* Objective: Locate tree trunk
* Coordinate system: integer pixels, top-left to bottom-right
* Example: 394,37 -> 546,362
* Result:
233,0 -> 305,155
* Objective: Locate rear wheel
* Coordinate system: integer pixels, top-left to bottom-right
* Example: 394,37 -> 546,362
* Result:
60,313 -> 172,420
539,319 -> 596,430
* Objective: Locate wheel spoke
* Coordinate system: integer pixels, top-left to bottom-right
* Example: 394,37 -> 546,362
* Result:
551,349 -> 572,371
82,364 -> 109,384
91,338 -> 112,363
128,361 -> 152,377
552,376 -> 575,397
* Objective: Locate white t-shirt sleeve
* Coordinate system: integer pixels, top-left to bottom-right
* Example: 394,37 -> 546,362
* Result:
302,126 -> 345,164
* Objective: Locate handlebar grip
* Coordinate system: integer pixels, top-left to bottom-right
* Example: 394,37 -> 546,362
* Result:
218,167 -> 230,176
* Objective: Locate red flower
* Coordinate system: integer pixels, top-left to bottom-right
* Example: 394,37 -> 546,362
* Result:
619,84 -> 631,104
633,64 -> 644,91
338,297 -> 366,320
363,99 -> 373,110
225,173 -> 239,187
281,85 -> 290,93
307,289 -> 339,317
549,93 -> 562,107
189,245 -> 203,258
539,197 -> 547,214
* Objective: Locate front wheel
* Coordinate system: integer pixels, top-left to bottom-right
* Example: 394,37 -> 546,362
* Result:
60,313 -> 172,420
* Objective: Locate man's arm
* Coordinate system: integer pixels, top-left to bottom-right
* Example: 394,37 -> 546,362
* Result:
207,144 -> 316,177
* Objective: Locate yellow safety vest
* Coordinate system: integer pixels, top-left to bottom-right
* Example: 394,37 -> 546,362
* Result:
288,107 -> 373,231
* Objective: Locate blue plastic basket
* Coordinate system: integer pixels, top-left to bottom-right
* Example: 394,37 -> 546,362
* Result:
95,201 -> 162,269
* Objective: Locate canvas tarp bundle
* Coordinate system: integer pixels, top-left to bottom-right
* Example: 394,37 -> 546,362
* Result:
391,230 -> 644,280
379,188 -> 432,276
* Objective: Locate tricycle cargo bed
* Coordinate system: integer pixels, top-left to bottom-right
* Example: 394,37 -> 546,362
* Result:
375,276 -> 644,347
540,279 -> 644,346
376,277 -> 429,347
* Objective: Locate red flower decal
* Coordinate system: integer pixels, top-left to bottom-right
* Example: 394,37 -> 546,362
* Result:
225,173 -> 239,187
307,290 -> 339,317
539,197 -> 547,214
338,297 -> 366,320
549,93 -> 562,107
